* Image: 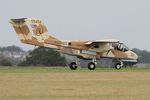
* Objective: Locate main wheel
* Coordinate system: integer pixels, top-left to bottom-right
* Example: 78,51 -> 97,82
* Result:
88,62 -> 96,70
69,62 -> 78,70
115,63 -> 122,70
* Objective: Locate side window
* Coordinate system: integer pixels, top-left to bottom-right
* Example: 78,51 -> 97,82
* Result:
116,44 -> 124,51
94,45 -> 99,48
112,43 -> 129,52
124,48 -> 128,52
120,44 -> 124,51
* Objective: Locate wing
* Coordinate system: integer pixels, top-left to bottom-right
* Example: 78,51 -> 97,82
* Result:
85,39 -> 120,45
84,39 -> 120,53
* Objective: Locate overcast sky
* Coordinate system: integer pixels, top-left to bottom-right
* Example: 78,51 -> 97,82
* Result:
0,0 -> 150,50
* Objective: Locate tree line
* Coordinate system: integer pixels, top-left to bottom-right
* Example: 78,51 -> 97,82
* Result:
18,47 -> 66,66
0,46 -> 150,66
0,46 -> 66,66
132,48 -> 150,63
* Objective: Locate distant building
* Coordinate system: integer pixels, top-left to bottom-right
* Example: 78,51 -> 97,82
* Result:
0,51 -> 27,59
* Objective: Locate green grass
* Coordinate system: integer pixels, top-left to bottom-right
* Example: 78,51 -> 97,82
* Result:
0,66 -> 150,73
0,67 -> 150,100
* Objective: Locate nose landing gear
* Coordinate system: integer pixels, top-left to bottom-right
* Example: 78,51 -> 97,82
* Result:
114,60 -> 124,70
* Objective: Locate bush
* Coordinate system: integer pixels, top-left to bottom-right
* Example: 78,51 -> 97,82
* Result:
18,47 -> 66,66
0,59 -> 12,66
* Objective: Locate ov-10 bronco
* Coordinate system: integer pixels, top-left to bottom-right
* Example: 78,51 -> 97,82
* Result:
10,18 -> 138,70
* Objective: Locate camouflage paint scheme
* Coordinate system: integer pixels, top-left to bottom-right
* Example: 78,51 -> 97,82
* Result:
10,18 -> 138,61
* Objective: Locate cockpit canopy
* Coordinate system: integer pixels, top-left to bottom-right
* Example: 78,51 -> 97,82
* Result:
112,43 -> 129,52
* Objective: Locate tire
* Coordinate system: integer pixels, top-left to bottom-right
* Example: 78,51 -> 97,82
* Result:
88,62 -> 96,70
69,62 -> 78,70
115,63 -> 122,70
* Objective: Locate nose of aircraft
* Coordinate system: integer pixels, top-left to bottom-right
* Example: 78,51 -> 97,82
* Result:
125,50 -> 139,64
131,50 -> 138,60
126,50 -> 138,60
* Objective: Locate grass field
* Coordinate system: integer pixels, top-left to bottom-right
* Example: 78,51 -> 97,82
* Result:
0,67 -> 150,100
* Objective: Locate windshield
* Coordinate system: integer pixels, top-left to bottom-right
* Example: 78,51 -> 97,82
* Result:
112,43 -> 129,52
122,44 -> 129,51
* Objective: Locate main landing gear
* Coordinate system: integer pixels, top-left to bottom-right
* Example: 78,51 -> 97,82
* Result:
68,58 -> 96,70
69,62 -> 78,70
113,59 -> 124,70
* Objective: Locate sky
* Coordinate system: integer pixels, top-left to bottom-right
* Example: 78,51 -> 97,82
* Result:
0,0 -> 150,50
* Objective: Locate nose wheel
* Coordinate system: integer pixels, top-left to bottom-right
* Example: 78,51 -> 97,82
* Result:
114,60 -> 124,70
